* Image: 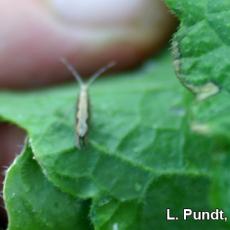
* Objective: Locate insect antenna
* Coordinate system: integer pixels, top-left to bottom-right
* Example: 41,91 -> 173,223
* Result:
87,61 -> 116,86
61,58 -> 115,86
61,58 -> 83,85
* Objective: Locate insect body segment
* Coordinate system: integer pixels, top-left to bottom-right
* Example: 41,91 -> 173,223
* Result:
61,58 -> 115,149
76,84 -> 89,148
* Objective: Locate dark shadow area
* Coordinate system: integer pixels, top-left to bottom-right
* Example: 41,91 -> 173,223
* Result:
0,123 -> 26,229
0,207 -> 7,229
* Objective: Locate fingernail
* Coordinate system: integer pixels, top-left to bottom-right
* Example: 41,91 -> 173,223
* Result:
47,0 -> 82,24
47,0 -> 109,25
46,0 -> 137,25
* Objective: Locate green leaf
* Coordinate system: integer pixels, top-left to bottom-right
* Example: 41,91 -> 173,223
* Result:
1,53 -> 229,229
166,0 -> 230,94
165,0 -> 230,142
3,143 -> 92,230
0,55 -> 189,202
191,91 -> 230,140
91,174 -> 229,230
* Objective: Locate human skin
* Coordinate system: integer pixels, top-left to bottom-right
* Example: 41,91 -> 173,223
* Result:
0,0 -> 177,226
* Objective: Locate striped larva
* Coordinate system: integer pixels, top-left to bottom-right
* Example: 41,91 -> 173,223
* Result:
61,58 -> 115,149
